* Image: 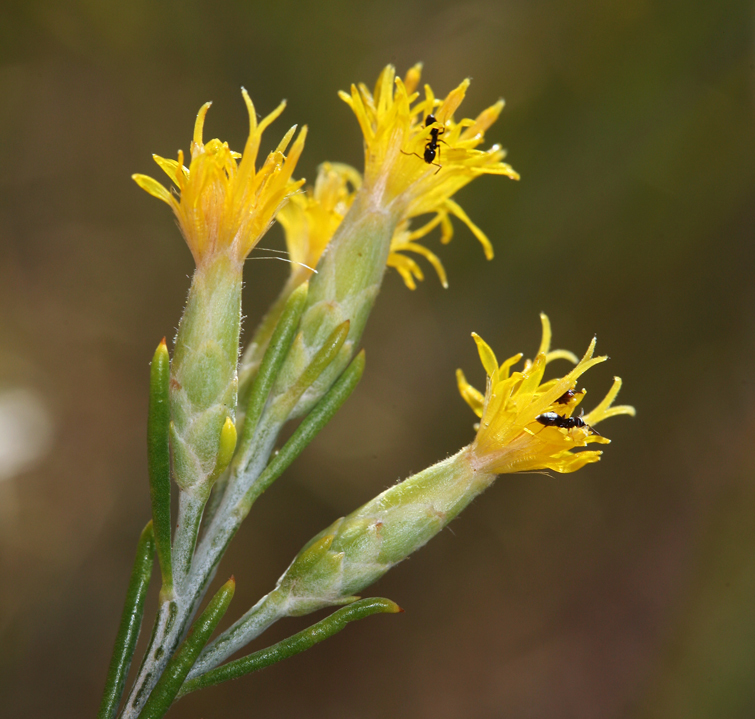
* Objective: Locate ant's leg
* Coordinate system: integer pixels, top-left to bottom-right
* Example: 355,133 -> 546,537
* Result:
400,149 -> 423,160
432,145 -> 442,174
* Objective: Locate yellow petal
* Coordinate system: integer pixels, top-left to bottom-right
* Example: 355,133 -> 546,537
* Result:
444,199 -> 494,260
537,313 -> 552,357
132,174 -> 172,204
192,101 -> 212,152
152,155 -> 184,186
456,368 -> 485,418
472,333 -> 499,378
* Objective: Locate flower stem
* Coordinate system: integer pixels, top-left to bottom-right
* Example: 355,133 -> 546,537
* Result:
137,578 -> 235,719
172,490 -> 207,590
241,349 -> 365,515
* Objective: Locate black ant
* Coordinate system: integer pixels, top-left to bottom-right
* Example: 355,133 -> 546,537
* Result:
536,411 -> 600,435
401,114 -> 446,174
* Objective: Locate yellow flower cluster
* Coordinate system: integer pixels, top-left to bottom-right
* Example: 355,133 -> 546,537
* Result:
133,90 -> 306,267
458,315 -> 635,474
134,66 -> 518,288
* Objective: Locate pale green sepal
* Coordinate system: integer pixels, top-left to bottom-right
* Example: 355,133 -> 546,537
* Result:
271,190 -> 399,419
170,254 -> 243,492
268,450 -> 496,615
169,422 -> 201,493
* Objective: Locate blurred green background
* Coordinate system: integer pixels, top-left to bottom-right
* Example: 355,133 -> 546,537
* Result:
1,0 -> 754,717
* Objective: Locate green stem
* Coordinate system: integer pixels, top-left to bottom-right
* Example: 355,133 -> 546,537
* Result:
172,491 -> 207,589
240,350 -> 365,515
233,282 -> 309,472
187,351 -> 368,676
97,522 -> 155,719
148,340 -> 173,593
137,577 -> 236,719
179,597 -> 400,697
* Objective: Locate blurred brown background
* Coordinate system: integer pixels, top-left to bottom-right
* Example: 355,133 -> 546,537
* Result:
1,0 -> 754,717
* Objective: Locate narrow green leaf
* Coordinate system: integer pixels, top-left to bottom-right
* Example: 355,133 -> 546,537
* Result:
234,282 -> 309,469
97,521 -> 155,719
179,597 -> 401,696
276,319 -> 351,415
137,577 -> 236,719
148,338 -> 173,591
240,350 -> 365,514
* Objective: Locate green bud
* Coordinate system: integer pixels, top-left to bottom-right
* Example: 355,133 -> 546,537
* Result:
269,448 -> 495,615
210,417 -> 237,483
190,448 -> 497,673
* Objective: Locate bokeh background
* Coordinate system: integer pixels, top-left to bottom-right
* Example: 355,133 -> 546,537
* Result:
2,1 -> 754,717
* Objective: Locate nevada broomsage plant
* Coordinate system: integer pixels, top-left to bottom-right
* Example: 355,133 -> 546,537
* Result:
98,65 -> 634,719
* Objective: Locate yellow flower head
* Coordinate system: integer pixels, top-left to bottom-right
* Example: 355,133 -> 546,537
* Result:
457,315 -> 635,474
133,90 -> 306,267
339,64 -> 519,260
